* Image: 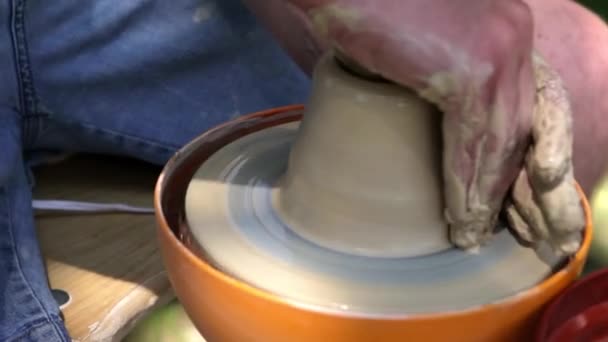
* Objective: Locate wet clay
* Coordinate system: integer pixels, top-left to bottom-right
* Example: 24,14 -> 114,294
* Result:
274,53 -> 451,257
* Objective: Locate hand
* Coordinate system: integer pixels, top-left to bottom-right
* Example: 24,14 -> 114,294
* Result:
280,0 -> 586,254
505,54 -> 584,255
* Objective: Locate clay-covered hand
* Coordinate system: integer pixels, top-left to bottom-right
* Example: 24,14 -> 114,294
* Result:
505,54 -> 585,255
282,0 -> 586,254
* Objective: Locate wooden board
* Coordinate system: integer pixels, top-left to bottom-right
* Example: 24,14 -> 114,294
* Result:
33,155 -> 175,342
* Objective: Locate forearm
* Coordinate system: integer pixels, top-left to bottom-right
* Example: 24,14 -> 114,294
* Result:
241,0 -> 324,74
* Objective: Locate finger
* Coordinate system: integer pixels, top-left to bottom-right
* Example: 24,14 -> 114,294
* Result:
527,55 -> 586,249
534,170 -> 585,234
448,209 -> 496,252
504,200 -> 536,245
510,167 -> 583,255
528,54 -> 573,189
551,232 -> 583,256
511,167 -> 551,240
449,1 -> 536,250
442,108 -> 498,251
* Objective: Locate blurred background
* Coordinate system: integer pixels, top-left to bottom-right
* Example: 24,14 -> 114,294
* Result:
580,0 -> 608,19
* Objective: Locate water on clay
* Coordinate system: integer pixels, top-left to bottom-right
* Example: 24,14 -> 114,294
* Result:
184,122 -> 566,317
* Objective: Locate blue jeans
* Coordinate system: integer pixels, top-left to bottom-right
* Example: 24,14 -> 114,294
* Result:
0,0 -> 310,340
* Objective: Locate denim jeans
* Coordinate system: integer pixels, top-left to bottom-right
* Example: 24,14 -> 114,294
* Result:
0,0 -> 310,340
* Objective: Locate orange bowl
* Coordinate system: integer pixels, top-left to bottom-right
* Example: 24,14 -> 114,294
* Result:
154,105 -> 593,342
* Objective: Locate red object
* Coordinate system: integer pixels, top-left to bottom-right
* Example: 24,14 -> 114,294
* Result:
537,268 -> 608,341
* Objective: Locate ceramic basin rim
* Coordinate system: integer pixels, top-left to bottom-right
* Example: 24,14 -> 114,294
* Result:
154,105 -> 593,320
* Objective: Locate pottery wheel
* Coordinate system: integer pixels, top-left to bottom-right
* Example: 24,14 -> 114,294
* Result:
184,121 -> 564,316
